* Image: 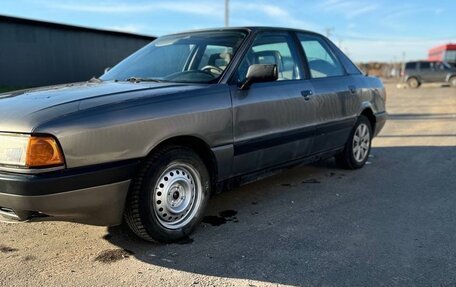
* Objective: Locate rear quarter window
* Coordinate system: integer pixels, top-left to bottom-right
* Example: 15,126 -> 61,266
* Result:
326,39 -> 361,75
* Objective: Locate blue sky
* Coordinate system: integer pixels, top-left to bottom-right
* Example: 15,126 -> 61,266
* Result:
1,0 -> 455,62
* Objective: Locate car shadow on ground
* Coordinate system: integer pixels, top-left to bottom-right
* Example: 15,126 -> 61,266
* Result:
105,146 -> 456,286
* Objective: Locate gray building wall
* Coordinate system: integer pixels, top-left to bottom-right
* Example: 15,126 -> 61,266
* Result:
0,16 -> 155,88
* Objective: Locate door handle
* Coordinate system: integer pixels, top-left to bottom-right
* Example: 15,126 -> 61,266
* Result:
301,90 -> 313,101
348,85 -> 356,94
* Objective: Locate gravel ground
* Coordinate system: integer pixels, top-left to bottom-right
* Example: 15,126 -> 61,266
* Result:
1,83 -> 455,286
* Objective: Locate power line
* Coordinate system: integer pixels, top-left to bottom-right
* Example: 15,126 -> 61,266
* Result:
324,27 -> 334,38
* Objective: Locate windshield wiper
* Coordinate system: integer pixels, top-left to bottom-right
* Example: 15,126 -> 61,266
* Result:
88,77 -> 102,83
126,77 -> 166,83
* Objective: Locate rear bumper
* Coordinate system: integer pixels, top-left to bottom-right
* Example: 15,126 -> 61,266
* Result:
0,160 -> 139,226
374,111 -> 387,137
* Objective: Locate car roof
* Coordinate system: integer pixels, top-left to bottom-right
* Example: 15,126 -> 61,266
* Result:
163,26 -> 326,38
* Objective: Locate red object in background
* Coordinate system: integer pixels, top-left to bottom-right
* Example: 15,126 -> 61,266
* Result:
428,43 -> 456,61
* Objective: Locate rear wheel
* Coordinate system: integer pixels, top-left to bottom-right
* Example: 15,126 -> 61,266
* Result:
407,77 -> 420,88
124,146 -> 210,243
335,115 -> 372,169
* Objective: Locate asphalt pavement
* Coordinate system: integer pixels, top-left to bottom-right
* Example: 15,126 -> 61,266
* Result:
0,83 -> 455,286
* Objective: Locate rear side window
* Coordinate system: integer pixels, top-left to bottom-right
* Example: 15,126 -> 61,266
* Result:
420,62 -> 431,70
297,34 -> 345,78
405,62 -> 417,70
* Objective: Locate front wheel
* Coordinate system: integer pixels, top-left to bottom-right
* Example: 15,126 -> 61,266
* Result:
124,146 -> 211,243
335,115 -> 372,169
449,76 -> 456,87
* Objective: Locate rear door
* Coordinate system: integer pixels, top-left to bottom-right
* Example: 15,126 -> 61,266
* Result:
230,31 -> 318,175
296,33 -> 357,153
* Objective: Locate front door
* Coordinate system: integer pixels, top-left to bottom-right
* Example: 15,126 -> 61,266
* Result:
430,62 -> 450,82
230,31 -> 317,175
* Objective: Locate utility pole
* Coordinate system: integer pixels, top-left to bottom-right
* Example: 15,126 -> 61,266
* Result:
225,0 -> 229,27
401,51 -> 406,76
324,27 -> 334,39
337,38 -> 343,49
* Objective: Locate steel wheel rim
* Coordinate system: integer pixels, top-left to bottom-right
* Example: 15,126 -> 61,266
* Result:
352,123 -> 370,162
152,162 -> 202,230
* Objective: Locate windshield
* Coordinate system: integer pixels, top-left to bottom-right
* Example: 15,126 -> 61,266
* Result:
101,30 -> 247,84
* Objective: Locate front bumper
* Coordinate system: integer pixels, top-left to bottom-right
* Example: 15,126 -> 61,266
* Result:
0,160 -> 139,226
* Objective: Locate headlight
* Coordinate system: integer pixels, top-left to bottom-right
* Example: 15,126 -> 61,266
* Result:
0,133 -> 64,168
0,133 -> 29,166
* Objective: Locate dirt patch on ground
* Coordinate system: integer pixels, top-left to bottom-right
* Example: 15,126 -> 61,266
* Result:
0,245 -> 18,253
94,249 -> 133,264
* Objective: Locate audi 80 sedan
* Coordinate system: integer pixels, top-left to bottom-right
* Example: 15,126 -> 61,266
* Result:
0,27 -> 387,243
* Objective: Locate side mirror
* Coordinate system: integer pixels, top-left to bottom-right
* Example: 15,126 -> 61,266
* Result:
104,67 -> 111,74
240,64 -> 278,90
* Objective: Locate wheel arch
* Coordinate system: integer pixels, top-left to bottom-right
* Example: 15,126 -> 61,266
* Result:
360,108 -> 376,134
406,75 -> 421,84
144,135 -> 218,190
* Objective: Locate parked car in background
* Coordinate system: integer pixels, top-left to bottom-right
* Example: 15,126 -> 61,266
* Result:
0,27 -> 387,243
402,60 -> 456,88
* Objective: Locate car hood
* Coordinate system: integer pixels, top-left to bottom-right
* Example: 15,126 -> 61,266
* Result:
0,81 -> 205,133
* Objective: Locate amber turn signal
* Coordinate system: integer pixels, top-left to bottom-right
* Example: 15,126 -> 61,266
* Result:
26,136 -> 65,168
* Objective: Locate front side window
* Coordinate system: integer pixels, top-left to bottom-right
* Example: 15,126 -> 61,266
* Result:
298,34 -> 345,78
101,31 -> 246,83
432,61 -> 451,70
236,33 -> 302,83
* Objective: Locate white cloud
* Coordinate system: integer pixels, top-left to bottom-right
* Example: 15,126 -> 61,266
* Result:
318,0 -> 379,19
230,2 -> 320,31
43,1 -> 223,17
259,5 -> 289,17
106,24 -> 141,33
41,0 -> 320,31
230,3 -> 289,17
434,8 -> 444,15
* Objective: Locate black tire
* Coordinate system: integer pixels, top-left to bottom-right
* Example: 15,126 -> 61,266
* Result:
124,146 -> 211,243
335,115 -> 372,169
449,76 -> 456,87
407,77 -> 420,89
